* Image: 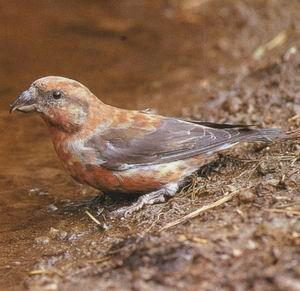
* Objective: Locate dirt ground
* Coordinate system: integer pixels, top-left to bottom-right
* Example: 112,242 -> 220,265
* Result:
0,1 -> 299,290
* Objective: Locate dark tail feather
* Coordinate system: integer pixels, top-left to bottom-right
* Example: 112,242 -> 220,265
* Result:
190,120 -> 254,129
242,128 -> 300,143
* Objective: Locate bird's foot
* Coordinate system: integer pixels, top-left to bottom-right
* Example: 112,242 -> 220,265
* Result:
110,183 -> 178,218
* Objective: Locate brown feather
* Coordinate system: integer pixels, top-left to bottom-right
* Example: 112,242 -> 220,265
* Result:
85,117 -> 283,171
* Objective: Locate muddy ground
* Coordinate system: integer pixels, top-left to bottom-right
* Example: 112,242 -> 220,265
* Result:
0,0 -> 300,290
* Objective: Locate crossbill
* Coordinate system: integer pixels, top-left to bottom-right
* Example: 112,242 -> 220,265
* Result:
10,76 -> 296,216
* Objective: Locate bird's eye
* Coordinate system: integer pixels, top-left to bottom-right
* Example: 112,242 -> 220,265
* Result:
52,91 -> 62,99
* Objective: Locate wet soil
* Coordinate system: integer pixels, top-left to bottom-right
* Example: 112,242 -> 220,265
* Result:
0,1 -> 299,290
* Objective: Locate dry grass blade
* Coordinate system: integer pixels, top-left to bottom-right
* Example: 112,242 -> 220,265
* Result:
29,269 -> 63,277
253,30 -> 287,60
85,210 -> 101,225
85,256 -> 111,264
160,191 -> 238,231
264,208 -> 300,216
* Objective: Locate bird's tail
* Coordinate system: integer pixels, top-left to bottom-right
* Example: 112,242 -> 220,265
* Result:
241,127 -> 300,143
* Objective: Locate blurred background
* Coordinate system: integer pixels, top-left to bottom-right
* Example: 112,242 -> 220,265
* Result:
0,1 -> 300,290
2,0 -> 299,114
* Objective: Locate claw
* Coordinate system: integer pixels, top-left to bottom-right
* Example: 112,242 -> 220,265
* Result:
109,183 -> 179,218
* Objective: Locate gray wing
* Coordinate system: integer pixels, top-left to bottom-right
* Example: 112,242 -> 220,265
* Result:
85,117 -> 279,171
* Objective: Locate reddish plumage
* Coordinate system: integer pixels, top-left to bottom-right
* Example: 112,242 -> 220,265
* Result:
10,76 -> 295,216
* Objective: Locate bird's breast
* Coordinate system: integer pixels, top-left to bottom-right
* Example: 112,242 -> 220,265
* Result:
64,161 -> 198,194
51,137 -> 202,194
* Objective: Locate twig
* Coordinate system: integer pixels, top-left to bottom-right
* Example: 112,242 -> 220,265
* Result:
85,210 -> 101,226
160,191 -> 238,231
264,208 -> 300,216
85,256 -> 111,264
29,269 -> 63,277
253,30 -> 288,60
145,211 -> 166,233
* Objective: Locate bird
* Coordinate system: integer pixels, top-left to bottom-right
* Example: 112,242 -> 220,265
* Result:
10,76 -> 297,217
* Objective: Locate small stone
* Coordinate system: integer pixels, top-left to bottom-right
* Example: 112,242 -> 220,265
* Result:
221,96 -> 242,114
247,240 -> 257,250
90,241 -> 97,247
47,204 -> 58,212
283,46 -> 297,61
232,249 -> 242,257
29,188 -> 40,193
267,178 -> 280,187
68,233 -> 80,241
49,227 -> 68,241
35,236 -> 50,245
257,162 -> 276,176
29,188 -> 48,196
238,189 -> 256,203
38,191 -> 48,196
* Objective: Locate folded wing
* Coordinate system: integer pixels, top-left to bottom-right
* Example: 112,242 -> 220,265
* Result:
85,116 -> 282,170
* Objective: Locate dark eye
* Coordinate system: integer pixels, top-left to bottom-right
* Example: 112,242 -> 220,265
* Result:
52,91 -> 62,99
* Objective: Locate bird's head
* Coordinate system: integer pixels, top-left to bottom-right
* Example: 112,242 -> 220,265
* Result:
10,76 -> 99,133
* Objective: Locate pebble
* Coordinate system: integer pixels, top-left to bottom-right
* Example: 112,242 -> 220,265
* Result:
35,236 -> 50,245
48,227 -> 68,241
47,204 -> 58,212
238,189 -> 256,203
232,249 -> 242,257
267,178 -> 280,187
221,96 -> 242,114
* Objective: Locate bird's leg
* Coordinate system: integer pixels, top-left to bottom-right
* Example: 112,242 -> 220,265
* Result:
111,183 -> 179,218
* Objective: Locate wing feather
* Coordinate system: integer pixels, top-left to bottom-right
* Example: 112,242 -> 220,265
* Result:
84,115 -> 262,170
